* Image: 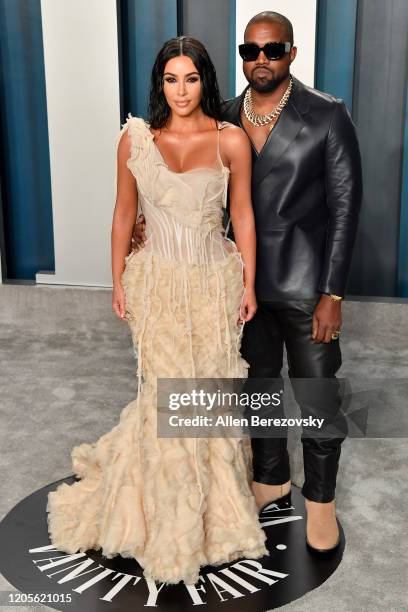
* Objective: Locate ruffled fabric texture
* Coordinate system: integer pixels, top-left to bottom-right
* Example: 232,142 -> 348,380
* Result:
46,115 -> 268,586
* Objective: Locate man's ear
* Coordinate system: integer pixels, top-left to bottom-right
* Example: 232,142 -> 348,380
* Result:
290,46 -> 297,63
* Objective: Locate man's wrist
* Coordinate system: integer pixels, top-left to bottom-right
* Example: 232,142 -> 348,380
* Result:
323,292 -> 343,302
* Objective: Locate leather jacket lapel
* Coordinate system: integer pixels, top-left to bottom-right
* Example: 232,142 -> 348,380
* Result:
222,76 -> 309,188
252,96 -> 305,187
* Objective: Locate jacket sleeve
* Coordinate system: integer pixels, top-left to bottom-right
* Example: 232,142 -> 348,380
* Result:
318,100 -> 363,297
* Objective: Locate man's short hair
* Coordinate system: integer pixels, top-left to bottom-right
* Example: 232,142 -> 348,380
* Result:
245,11 -> 294,45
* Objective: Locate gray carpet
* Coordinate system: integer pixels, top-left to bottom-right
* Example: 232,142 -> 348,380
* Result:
0,284 -> 407,611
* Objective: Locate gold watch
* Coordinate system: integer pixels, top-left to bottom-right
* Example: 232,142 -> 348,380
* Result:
328,294 -> 343,302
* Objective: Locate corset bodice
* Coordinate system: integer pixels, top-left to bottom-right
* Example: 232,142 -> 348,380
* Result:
121,114 -> 238,267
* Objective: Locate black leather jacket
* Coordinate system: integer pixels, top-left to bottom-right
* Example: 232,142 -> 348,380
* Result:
221,75 -> 363,300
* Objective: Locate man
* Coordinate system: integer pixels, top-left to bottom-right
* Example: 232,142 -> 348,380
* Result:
132,12 -> 362,552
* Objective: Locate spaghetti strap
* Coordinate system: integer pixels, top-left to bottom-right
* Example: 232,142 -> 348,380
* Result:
216,120 -> 235,168
216,121 -> 224,169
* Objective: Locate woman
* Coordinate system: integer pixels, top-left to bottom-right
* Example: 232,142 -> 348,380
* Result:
46,36 -> 268,586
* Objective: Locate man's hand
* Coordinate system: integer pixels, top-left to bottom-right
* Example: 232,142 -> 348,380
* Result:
312,295 -> 342,343
132,214 -> 147,251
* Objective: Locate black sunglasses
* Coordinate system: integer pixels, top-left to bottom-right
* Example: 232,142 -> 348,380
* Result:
238,42 -> 292,61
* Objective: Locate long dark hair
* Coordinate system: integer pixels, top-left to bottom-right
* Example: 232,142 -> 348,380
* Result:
148,36 -> 223,129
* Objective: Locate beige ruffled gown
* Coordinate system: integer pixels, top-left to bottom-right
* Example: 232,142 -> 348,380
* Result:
46,114 -> 268,586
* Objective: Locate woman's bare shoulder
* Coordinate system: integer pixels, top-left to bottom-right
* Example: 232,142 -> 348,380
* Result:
117,126 -> 132,159
219,121 -> 251,152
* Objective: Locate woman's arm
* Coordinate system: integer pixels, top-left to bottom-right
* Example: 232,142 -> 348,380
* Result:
111,129 -> 138,319
222,126 -> 257,321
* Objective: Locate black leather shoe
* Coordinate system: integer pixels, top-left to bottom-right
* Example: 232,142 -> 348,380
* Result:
305,517 -> 341,554
258,491 -> 292,515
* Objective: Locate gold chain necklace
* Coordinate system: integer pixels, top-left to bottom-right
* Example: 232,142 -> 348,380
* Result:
243,76 -> 293,131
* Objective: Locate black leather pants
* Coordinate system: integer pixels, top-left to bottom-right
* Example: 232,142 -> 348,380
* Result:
240,298 -> 346,503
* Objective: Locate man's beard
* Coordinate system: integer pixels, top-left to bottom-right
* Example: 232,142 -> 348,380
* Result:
246,69 -> 289,94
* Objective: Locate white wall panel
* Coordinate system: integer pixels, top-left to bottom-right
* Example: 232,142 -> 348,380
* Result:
37,0 -> 121,286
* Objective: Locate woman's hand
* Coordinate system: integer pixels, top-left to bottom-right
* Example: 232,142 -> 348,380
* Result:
112,281 -> 127,321
238,286 -> 257,325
